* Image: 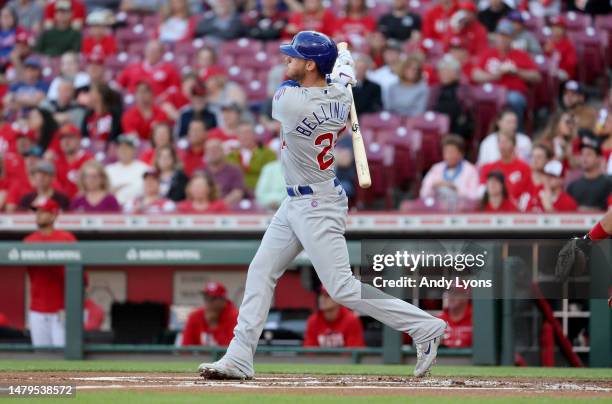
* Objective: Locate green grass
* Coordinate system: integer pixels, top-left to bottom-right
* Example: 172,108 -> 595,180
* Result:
0,359 -> 611,380
0,392 -> 609,404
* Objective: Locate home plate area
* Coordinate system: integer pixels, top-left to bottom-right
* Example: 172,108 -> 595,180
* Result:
4,372 -> 612,398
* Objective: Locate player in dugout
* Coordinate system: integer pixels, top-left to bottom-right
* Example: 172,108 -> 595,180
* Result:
437,285 -> 472,348
303,287 -> 365,348
181,281 -> 238,346
24,198 -> 76,347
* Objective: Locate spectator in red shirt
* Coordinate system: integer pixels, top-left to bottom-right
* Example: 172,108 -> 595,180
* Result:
543,16 -> 577,81
140,121 -> 173,166
480,132 -> 533,204
334,0 -> 376,47
0,154 -> 10,210
204,138 -> 245,206
121,81 -> 169,141
44,0 -> 85,31
70,159 -> 121,213
81,9 -> 117,58
49,123 -> 93,198
422,0 -> 459,42
24,197 -> 77,346
286,0 -> 336,38
179,118 -> 208,177
124,168 -> 176,214
444,2 -> 488,57
472,19 -> 541,125
304,287 -> 365,348
117,40 -> 181,97
83,82 -> 123,147
18,159 -> 70,211
529,143 -> 553,193
480,170 -> 518,212
177,171 -> 228,213
527,160 -> 578,212
158,0 -> 196,44
207,102 -> 242,146
159,74 -> 195,123
438,285 -> 472,348
181,281 -> 238,346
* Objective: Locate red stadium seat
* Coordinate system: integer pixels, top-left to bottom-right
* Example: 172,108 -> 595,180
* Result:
385,127 -> 421,191
359,111 -> 403,132
563,11 -> 592,33
594,14 -> 612,69
532,54 -> 558,112
354,142 -> 390,209
221,38 -> 263,58
245,80 -> 267,103
227,65 -> 256,86
405,111 -> 449,173
522,12 -> 544,34
569,28 -> 609,87
464,83 -> 507,153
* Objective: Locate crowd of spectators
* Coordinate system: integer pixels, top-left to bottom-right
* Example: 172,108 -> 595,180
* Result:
0,0 -> 610,215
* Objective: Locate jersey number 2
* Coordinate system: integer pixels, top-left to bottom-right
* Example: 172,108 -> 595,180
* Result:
315,132 -> 335,170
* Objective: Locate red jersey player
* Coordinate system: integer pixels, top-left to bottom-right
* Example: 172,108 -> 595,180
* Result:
181,282 -> 238,346
24,198 -> 77,346
437,286 -> 472,348
303,288 -> 365,348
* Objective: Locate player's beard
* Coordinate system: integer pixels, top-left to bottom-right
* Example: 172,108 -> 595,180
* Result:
286,67 -> 305,82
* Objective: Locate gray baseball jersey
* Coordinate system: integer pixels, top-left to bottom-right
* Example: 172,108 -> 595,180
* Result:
272,81 -> 351,186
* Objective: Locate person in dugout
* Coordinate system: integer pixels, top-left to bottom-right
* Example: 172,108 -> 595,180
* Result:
181,281 -> 238,346
303,287 -> 365,348
437,284 -> 473,348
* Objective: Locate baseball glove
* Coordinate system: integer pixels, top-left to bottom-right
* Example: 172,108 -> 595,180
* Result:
555,237 -> 591,282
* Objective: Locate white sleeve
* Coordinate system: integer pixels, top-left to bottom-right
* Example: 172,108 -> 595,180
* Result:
272,85 -> 307,128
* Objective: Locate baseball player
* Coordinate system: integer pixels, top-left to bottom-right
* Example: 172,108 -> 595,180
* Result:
198,31 -> 446,380
555,209 -> 612,308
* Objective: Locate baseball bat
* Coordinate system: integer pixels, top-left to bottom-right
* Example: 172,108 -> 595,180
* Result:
337,42 -> 372,189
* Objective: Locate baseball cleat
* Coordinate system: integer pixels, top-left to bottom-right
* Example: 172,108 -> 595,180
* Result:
413,335 -> 442,377
198,360 -> 252,380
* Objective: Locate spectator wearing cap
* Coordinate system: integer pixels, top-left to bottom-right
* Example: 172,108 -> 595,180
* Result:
303,287 -> 365,348
4,56 -> 47,112
18,160 -> 70,211
4,145 -> 49,212
432,54 -> 473,139
117,40 -> 181,97
422,0 -> 459,41
34,0 -> 81,56
285,0 -> 336,38
175,80 -> 217,138
480,171 -> 518,212
121,81 -> 169,141
529,143 -> 553,193
420,135 -> 480,202
507,10 -> 542,56
243,0 -> 288,41
366,39 -> 401,108
81,9 -> 116,58
543,16 -> 577,81
157,0 -> 196,44
226,122 -> 276,191
179,118 -> 208,177
177,171 -> 228,213
204,138 -> 245,206
47,123 -> 93,198
194,0 -> 244,40
480,131 -> 533,204
446,36 -> 475,79
351,54 -> 382,114
478,109 -> 532,165
70,159 -> 121,212
83,272 -> 105,331
438,285 -> 472,348
477,0 -> 511,33
83,82 -> 123,146
472,19 -> 541,125
560,80 -> 586,111
7,0 -> 43,34
567,132 -> 612,211
181,281 -> 238,346
43,0 -> 85,31
377,0 -> 422,42
386,54 -> 429,116
526,160 -> 577,212
333,0 -> 376,47
444,2 -> 488,57
84,52 -> 108,87
105,134 -> 150,205
153,145 -> 188,202
24,197 -> 77,347
124,169 -> 176,214
0,7 -> 25,62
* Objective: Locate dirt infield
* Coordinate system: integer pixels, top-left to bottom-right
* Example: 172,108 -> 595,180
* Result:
3,372 -> 612,398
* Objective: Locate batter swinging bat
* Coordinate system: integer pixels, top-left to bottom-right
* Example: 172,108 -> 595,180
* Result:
337,42 -> 372,189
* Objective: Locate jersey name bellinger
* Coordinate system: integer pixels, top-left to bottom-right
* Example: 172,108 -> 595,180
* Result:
294,102 -> 350,137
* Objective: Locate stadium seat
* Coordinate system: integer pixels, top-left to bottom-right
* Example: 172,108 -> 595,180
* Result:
532,54 -> 558,113
464,84 -> 507,154
594,14 -> 612,68
221,38 -> 263,58
359,112 -> 403,132
385,127 -> 421,192
354,142 -> 390,209
405,112 -> 449,173
227,65 -> 256,86
563,11 -> 592,33
569,28 -> 609,87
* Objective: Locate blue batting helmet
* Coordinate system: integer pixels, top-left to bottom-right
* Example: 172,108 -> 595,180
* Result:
280,31 -> 338,75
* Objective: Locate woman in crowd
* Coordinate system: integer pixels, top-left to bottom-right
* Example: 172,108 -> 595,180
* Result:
158,0 -> 196,43
477,109 -> 532,166
537,110 -> 578,169
154,145 -> 188,202
140,122 -> 173,165
386,55 -> 429,116
123,169 -> 176,214
27,107 -> 58,151
480,171 -> 518,212
83,83 -> 123,148
177,171 -> 228,213
70,160 -> 121,212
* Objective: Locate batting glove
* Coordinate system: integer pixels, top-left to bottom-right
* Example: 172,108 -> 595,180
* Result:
336,49 -> 355,67
331,64 -> 356,87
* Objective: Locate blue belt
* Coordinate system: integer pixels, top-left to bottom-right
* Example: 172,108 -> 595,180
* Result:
287,178 -> 341,197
